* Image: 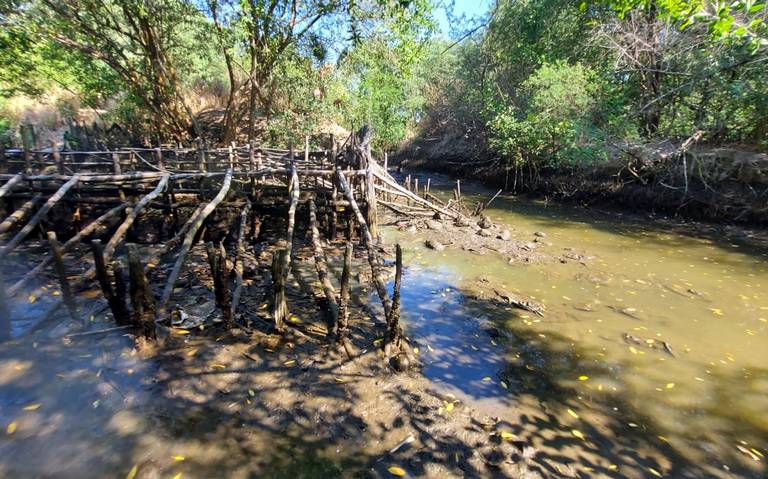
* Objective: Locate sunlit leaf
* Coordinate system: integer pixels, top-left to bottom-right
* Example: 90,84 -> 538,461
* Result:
186,349 -> 198,357
6,422 -> 17,435
172,455 -> 185,461
248,389 -> 255,397
23,403 -> 41,411
567,408 -> 579,419
500,431 -> 515,441
210,364 -> 226,369
283,359 -> 296,366
173,329 -> 190,335
482,376 -> 492,382
648,467 -> 662,477
665,383 -> 675,389
387,465 -> 406,476
578,375 -> 589,381
172,474 -> 182,479
571,429 -> 585,440
126,464 -> 138,479
445,402 -> 455,412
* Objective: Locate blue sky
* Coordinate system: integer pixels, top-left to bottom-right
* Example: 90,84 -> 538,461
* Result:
435,0 -> 492,38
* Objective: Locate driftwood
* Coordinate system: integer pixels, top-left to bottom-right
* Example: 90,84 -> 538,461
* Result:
309,199 -> 339,330
0,194 -> 42,235
160,169 -> 232,313
0,175 -> 80,260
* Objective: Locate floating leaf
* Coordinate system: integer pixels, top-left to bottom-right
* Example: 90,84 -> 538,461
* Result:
23,403 -> 41,411
27,294 -> 37,304
172,455 -> 185,461
482,376 -> 493,382
500,381 -> 508,390
571,429 -> 585,440
387,465 -> 406,477
426,344 -> 434,352
126,464 -> 138,479
6,422 -> 17,434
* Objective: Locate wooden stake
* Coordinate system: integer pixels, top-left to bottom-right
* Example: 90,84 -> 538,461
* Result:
206,242 -> 233,328
309,200 -> 339,330
126,243 -> 155,339
90,240 -> 129,325
47,231 -> 78,321
231,201 -> 251,318
271,249 -> 288,333
385,244 -> 403,346
337,241 -> 352,343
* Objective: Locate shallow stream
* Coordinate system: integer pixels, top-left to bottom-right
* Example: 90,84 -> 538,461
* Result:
388,173 -> 768,477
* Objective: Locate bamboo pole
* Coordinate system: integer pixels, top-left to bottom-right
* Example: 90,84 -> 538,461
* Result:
159,169 -> 233,313
0,175 -> 80,260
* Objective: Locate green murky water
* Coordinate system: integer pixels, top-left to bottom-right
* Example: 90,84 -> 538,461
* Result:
389,173 -> 768,477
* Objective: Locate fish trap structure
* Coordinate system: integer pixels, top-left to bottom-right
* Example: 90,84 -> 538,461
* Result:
0,130 -> 466,355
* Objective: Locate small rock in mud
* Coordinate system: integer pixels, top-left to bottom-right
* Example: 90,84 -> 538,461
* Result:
478,228 -> 493,237
425,219 -> 444,231
478,216 -> 494,229
454,217 -> 471,227
425,238 -> 445,251
534,231 -> 547,238
498,229 -> 512,241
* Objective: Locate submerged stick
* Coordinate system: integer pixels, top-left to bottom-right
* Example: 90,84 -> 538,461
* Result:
160,169 -> 232,314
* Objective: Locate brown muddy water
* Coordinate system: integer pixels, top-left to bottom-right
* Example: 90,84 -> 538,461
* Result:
385,173 -> 768,478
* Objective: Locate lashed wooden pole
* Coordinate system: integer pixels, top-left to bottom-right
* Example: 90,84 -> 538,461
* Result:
0,175 -> 80,260
9,203 -> 128,296
159,169 -> 233,314
0,194 -> 42,236
308,199 -> 338,330
336,167 -> 392,320
231,201 -> 251,318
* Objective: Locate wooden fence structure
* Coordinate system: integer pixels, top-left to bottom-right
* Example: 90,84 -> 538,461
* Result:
0,132 -> 465,356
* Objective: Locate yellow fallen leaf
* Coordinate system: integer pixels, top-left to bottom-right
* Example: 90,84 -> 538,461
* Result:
186,349 -> 198,357
334,377 -> 346,383
210,364 -> 226,369
23,403 -> 41,411
500,431 -> 515,441
482,376 -> 492,382
412,347 -> 419,354
173,329 -> 190,335
172,455 -> 185,461
571,429 -> 585,440
567,408 -> 579,419
445,402 -> 455,412
648,467 -> 662,477
666,383 -> 675,389
283,359 -> 296,366
629,346 -> 638,354
6,422 -> 17,434
27,294 -> 36,303
427,344 -> 434,352
387,465 -> 406,477
500,381 -> 508,390
578,375 -> 589,381
126,464 -> 138,479
172,474 -> 182,479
